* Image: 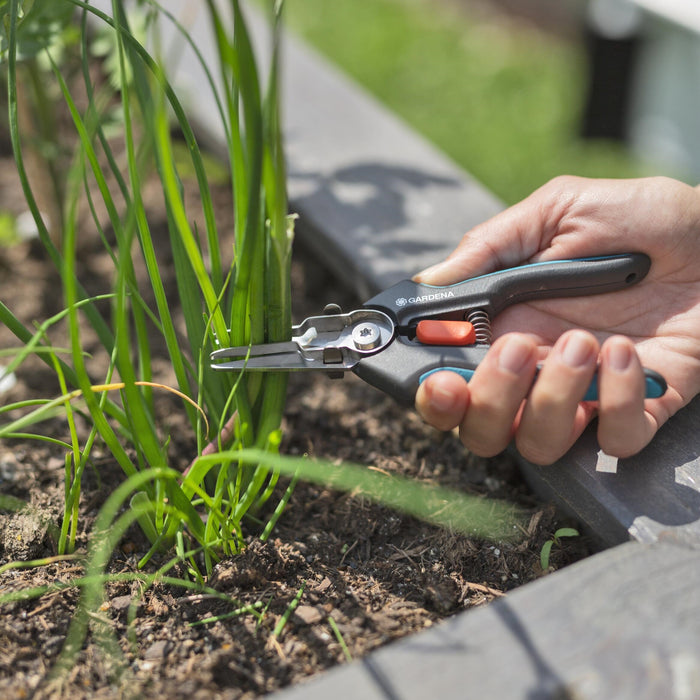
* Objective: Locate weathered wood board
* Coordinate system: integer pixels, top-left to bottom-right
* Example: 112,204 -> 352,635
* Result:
519,395 -> 700,549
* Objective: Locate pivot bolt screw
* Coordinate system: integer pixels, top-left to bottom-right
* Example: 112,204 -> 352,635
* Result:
352,323 -> 381,350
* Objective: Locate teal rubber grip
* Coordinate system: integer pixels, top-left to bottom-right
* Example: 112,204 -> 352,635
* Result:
418,367 -> 667,401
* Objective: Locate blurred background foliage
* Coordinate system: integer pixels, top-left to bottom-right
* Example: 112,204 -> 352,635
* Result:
285,0 -> 669,205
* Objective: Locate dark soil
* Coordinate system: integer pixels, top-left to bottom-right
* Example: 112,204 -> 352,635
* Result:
0,91 -> 588,700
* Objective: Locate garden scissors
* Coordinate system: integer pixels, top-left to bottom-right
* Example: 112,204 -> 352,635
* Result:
210,253 -> 667,404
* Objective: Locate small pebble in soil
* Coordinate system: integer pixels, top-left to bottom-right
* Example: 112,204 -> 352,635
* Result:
294,605 -> 324,625
144,640 -> 172,660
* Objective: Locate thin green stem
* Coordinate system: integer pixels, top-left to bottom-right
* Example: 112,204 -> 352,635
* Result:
272,583 -> 305,639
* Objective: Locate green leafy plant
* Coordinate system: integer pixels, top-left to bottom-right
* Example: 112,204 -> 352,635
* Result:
0,0 -> 293,571
540,527 -> 579,572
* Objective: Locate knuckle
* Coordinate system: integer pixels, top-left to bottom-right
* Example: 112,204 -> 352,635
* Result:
603,396 -> 639,414
546,174 -> 579,191
535,176 -> 583,225
597,430 -> 642,460
515,435 -> 561,466
527,390 -> 564,417
459,425 -> 506,459
541,174 -> 583,200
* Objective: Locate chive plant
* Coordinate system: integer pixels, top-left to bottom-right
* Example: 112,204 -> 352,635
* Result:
0,0 -> 294,573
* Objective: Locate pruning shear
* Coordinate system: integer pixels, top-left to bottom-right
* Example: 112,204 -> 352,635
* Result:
210,253 -> 667,404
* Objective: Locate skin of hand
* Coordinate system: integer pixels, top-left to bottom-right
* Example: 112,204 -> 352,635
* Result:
413,176 -> 700,465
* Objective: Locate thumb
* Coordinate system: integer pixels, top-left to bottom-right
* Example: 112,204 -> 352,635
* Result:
413,181 -> 566,285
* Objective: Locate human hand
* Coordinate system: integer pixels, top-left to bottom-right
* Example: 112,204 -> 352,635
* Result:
414,176 -> 700,464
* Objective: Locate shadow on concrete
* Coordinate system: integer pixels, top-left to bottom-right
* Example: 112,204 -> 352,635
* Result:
524,395 -> 700,546
289,161 -> 467,295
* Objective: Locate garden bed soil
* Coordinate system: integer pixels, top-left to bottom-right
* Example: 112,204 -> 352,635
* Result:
0,144 -> 589,699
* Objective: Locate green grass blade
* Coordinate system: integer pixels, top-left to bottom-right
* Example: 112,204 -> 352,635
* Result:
328,616 -> 353,663
260,469 -> 298,542
145,0 -> 230,289
199,450 -> 525,541
204,0 -> 248,250
273,583 -> 305,639
61,151 -> 140,480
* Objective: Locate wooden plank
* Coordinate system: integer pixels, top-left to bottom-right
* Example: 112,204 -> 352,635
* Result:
520,395 -> 700,548
271,541 -> 700,700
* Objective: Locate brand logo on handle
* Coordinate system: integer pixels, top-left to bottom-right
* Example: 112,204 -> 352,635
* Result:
395,291 -> 455,307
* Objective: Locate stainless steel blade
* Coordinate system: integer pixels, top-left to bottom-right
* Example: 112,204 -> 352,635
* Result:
210,308 -> 395,373
210,341 -> 300,361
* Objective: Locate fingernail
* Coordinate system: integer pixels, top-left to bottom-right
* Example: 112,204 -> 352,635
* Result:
498,335 -> 533,374
414,263 -> 444,283
561,332 -> 595,368
607,338 -> 632,371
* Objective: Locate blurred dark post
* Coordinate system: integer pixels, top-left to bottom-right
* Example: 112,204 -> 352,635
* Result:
581,0 -> 643,140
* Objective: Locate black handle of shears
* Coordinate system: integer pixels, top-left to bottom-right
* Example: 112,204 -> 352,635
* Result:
356,253 -> 667,404
364,253 -> 651,326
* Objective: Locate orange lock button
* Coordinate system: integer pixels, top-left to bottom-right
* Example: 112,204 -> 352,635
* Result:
415,320 -> 476,346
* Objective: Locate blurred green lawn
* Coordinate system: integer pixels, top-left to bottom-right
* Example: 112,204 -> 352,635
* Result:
285,0 -> 652,204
